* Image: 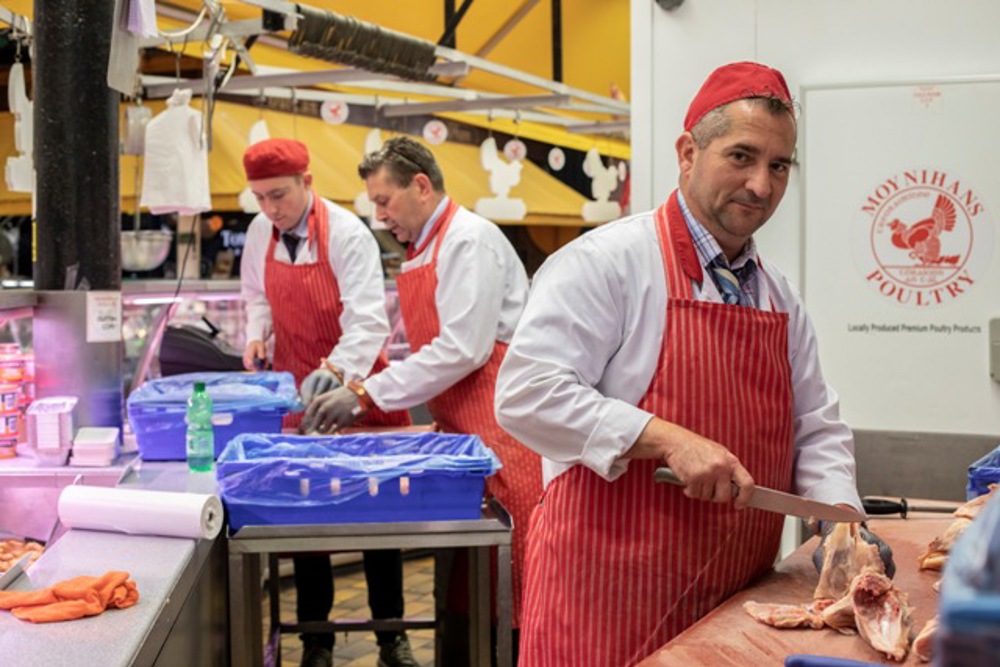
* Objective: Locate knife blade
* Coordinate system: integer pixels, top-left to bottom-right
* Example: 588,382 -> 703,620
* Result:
653,467 -> 867,523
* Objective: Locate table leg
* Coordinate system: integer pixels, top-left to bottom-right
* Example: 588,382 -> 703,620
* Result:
468,546 -> 491,667
496,544 -> 512,667
268,553 -> 281,665
229,550 -> 263,667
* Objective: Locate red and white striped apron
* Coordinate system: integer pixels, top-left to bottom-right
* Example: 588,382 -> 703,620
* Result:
518,191 -> 795,666
265,193 -> 411,431
396,200 -> 543,628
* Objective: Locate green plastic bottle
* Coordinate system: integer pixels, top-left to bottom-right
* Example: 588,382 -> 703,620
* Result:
186,381 -> 215,473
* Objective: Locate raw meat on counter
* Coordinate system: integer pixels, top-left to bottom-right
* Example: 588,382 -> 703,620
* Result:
742,601 -> 826,630
953,483 -> 998,520
917,518 -> 972,570
745,522 -> 916,662
913,615 -> 937,663
851,570 -> 914,662
0,539 -> 43,575
813,522 -> 888,600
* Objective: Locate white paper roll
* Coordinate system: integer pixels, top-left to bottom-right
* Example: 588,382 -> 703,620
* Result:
57,485 -> 223,540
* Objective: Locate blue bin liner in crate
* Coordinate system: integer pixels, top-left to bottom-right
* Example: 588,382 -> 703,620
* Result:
216,432 -> 502,529
938,489 -> 1000,666
968,445 -> 1000,500
127,371 -> 302,461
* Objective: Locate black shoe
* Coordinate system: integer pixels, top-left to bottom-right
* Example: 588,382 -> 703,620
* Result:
300,645 -> 333,667
378,635 -> 419,667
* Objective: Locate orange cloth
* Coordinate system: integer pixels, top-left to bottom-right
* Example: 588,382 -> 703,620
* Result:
0,571 -> 139,623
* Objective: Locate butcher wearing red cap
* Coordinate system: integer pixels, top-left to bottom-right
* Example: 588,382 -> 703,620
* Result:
497,62 -> 887,665
239,137 -> 417,667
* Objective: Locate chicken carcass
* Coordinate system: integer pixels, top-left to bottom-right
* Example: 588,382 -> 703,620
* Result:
851,570 -> 914,662
819,594 -> 857,635
953,484 -> 999,520
814,523 -> 886,600
918,518 -> 972,571
913,615 -> 937,663
742,601 -> 825,630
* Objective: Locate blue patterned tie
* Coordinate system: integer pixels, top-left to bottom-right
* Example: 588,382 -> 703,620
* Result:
711,261 -> 743,306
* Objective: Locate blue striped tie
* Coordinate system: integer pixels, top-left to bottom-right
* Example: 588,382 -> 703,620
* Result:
711,262 -> 743,306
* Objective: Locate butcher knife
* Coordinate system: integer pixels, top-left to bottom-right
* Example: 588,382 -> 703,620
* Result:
653,467 -> 867,523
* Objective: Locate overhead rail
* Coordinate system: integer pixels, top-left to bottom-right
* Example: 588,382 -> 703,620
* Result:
142,0 -> 629,135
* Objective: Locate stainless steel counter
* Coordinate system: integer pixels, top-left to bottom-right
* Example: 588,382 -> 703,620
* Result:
0,462 -> 227,667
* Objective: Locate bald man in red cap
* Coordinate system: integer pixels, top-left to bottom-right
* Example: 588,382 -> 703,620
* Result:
239,138 -> 417,667
496,62 -> 884,665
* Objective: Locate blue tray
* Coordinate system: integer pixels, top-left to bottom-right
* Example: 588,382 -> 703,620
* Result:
216,432 -> 501,529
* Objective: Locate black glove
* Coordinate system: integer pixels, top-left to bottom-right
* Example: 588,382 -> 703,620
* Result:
301,386 -> 361,434
812,522 -> 896,579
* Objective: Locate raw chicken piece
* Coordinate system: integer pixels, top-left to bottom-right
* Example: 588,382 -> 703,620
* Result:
913,615 -> 937,663
918,518 -> 972,571
820,594 -> 857,635
742,600 -> 825,630
953,484 -> 999,520
851,570 -> 914,662
814,523 -> 886,600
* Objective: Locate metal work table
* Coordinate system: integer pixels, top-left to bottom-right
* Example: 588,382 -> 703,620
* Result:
227,499 -> 513,667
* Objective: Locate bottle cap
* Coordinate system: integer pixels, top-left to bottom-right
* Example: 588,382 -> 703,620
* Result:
194,381 -> 206,392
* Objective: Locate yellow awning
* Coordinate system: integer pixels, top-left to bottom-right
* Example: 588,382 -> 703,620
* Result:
0,100 -> 590,226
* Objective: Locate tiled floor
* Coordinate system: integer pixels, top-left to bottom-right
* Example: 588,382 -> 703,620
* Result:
267,553 -> 437,667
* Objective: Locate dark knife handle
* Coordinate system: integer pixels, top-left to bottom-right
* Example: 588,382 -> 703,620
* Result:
862,497 -> 908,518
654,467 -> 742,499
653,467 -> 683,486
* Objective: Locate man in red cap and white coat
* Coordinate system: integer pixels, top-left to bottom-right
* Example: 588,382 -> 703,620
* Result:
240,138 -> 417,667
495,62 -> 888,666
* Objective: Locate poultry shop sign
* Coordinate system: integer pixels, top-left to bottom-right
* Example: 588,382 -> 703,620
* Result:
852,167 -> 993,308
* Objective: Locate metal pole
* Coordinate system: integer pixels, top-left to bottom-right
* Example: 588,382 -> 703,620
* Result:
33,0 -> 120,290
551,0 -> 563,83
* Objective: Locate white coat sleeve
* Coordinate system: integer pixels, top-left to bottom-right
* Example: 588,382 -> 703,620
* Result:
786,295 -> 864,511
240,217 -> 272,344
494,243 -> 654,481
325,215 -> 391,381
364,234 -> 504,410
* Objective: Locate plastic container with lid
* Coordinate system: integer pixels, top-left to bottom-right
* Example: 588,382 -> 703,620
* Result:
70,426 -> 120,467
25,396 -> 78,466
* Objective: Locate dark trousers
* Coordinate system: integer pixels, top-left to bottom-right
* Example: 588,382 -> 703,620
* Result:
294,549 -> 405,650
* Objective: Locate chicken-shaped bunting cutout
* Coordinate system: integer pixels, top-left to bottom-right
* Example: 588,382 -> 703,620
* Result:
474,136 -> 526,221
238,119 -> 272,213
581,148 -> 623,223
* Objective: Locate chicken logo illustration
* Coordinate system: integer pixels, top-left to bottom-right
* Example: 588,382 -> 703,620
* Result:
852,168 -> 994,308
888,194 -> 960,266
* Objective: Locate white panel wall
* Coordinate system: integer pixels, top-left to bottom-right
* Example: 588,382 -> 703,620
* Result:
634,0 -> 1000,283
632,0 -> 1000,434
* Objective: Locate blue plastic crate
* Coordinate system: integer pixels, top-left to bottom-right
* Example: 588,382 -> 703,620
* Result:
127,371 -> 300,461
216,432 -> 501,530
785,656 -> 881,667
938,489 -> 1000,667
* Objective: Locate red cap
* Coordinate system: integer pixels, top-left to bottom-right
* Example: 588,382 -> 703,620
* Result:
243,138 -> 310,180
683,61 -> 792,131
